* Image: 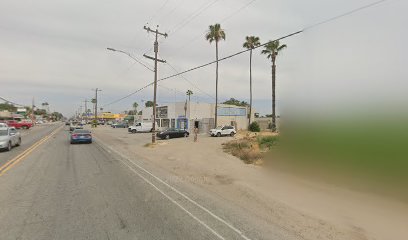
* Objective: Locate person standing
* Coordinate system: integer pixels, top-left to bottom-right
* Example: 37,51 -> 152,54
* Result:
194,127 -> 199,142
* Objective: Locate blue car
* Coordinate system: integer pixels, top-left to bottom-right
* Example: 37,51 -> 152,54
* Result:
70,129 -> 92,144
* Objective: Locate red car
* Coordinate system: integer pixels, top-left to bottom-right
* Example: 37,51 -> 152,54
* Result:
3,120 -> 33,129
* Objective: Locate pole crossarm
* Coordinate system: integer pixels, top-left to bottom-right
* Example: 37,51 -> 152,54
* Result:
143,54 -> 166,63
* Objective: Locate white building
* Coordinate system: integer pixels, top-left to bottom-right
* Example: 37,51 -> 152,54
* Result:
139,102 -> 254,132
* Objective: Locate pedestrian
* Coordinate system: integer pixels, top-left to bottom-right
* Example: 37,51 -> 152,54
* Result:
194,127 -> 198,142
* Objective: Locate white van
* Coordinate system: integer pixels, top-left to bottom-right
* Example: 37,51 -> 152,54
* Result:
128,122 -> 153,133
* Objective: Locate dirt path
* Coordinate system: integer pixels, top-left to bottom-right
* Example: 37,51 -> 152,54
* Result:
92,126 -> 408,240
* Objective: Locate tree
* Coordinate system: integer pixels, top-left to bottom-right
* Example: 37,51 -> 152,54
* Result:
243,36 -> 261,125
145,101 -> 154,107
261,40 -> 287,132
0,103 -> 17,112
186,90 -> 193,102
132,102 -> 138,115
223,98 -> 249,107
41,102 -> 50,113
34,109 -> 47,115
205,23 -> 226,127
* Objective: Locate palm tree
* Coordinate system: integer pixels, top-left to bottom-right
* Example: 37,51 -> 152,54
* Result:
261,40 -> 287,131
132,102 -> 138,114
205,23 -> 226,127
186,90 -> 193,102
243,36 -> 261,125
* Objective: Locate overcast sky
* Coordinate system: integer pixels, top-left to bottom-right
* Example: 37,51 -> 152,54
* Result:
1,0 -> 406,117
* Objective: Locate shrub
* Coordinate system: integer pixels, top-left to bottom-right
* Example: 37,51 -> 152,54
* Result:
257,136 -> 279,150
249,122 -> 261,132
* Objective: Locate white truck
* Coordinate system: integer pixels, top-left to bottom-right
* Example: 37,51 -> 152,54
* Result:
128,122 -> 153,133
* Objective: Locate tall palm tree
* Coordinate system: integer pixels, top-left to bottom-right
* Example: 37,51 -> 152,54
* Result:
243,36 -> 261,125
186,90 -> 193,102
132,102 -> 138,114
205,23 -> 226,127
261,40 -> 287,132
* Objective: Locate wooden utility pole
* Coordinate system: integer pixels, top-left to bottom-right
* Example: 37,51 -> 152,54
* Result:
143,25 -> 167,144
93,88 -> 102,127
84,99 -> 89,122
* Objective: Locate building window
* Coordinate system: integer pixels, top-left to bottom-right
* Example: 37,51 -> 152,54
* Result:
171,119 -> 175,128
162,119 -> 170,128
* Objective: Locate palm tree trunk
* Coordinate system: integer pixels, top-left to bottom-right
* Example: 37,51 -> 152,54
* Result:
249,49 -> 253,126
271,55 -> 276,132
215,41 -> 219,128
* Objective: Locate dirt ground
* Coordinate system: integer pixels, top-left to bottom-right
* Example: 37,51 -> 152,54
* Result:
92,126 -> 408,240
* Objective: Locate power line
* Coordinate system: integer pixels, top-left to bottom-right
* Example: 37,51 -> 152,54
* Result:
165,61 -> 215,99
158,30 -> 302,82
102,0 -> 389,107
102,30 -> 301,108
147,0 -> 171,24
303,0 -> 389,30
167,0 -> 257,57
170,0 -> 220,35
0,96 -> 26,107
219,0 -> 257,23
157,0 -> 187,23
168,0 -> 219,35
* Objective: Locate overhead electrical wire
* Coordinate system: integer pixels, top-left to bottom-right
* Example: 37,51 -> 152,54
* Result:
167,0 -> 258,57
0,96 -> 26,107
168,0 -> 219,35
102,0 -> 390,108
164,61 -> 215,99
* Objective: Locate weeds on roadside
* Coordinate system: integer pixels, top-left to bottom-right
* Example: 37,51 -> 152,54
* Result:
223,136 -> 273,164
257,135 -> 279,150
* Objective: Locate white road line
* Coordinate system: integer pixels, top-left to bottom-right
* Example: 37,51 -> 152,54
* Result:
119,158 -> 225,240
94,137 -> 252,240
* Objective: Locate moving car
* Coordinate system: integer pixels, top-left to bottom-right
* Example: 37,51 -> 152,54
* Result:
209,126 -> 236,137
3,120 -> 32,129
0,127 -> 21,151
111,122 -> 128,128
70,129 -> 92,144
128,122 -> 153,133
69,122 -> 83,132
157,128 -> 189,140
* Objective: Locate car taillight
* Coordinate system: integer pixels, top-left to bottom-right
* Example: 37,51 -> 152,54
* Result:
85,134 -> 91,137
72,134 -> 78,137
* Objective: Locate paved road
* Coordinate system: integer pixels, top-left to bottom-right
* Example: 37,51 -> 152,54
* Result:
0,125 -> 262,240
0,123 -> 62,169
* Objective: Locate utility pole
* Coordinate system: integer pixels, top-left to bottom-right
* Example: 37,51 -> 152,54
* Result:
84,99 -> 89,122
93,88 -> 102,127
143,25 -> 167,144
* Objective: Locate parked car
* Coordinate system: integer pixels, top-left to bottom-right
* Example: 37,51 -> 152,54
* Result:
0,126 -> 21,151
157,128 -> 189,140
128,122 -> 153,133
70,129 -> 92,144
209,126 -> 236,137
112,122 -> 128,128
3,120 -> 32,129
65,121 -> 70,125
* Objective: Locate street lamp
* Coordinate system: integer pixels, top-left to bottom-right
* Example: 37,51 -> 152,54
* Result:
106,47 -> 154,72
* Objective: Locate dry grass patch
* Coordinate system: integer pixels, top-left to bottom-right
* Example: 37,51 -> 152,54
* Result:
223,133 -> 279,164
